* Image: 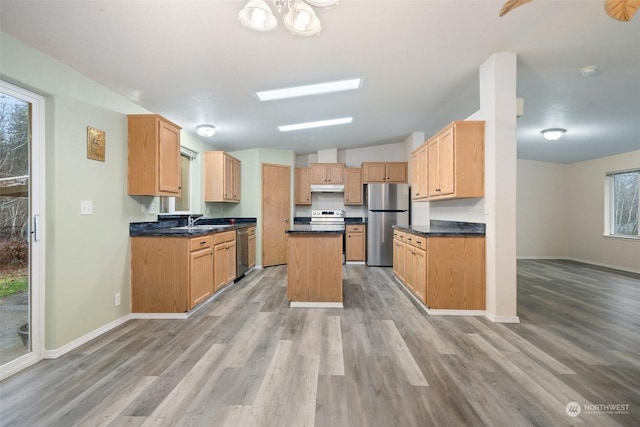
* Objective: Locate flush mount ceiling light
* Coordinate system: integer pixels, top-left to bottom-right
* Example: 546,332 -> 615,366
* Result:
278,117 -> 352,132
580,65 -> 599,76
257,78 -> 361,101
196,124 -> 216,137
541,128 -> 566,141
238,0 -> 339,36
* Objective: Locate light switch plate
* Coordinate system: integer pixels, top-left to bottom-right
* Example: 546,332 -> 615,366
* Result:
80,200 -> 93,215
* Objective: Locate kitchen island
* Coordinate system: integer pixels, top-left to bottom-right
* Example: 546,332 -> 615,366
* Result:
286,225 -> 344,308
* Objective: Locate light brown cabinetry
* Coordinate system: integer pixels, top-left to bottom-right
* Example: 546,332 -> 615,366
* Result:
427,237 -> 485,310
362,162 -> 408,183
392,230 -> 406,284
410,145 -> 428,200
127,114 -> 182,196
311,163 -> 344,184
204,151 -> 241,202
345,224 -> 366,261
131,235 -> 213,313
213,230 -> 236,292
423,121 -> 484,200
247,226 -> 256,268
392,229 -> 486,310
344,168 -> 363,205
295,167 -> 311,205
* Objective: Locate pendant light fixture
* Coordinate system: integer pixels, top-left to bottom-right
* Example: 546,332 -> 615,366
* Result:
238,0 -> 339,36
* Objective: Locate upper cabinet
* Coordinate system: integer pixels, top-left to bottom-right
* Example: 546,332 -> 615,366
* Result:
128,114 -> 182,196
295,167 -> 311,205
344,168 -> 363,205
310,163 -> 344,184
204,151 -> 241,203
411,145 -> 428,200
426,121 -> 484,200
362,162 -> 408,183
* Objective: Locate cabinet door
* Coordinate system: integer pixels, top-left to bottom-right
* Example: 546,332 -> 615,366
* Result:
213,243 -> 226,292
223,154 -> 234,201
437,128 -> 455,196
393,239 -> 405,283
386,163 -> 408,183
295,168 -> 311,205
404,246 -> 415,292
157,119 -> 181,194
411,151 -> 420,199
362,163 -> 387,183
248,233 -> 256,268
226,241 -> 237,283
428,140 -> 440,196
346,231 -> 365,261
311,164 -> 328,184
190,248 -> 212,308
232,158 -> 241,201
326,164 -> 344,184
344,168 -> 362,205
413,248 -> 427,304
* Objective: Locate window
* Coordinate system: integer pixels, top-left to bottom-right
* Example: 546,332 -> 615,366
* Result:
608,169 -> 639,238
160,147 -> 197,213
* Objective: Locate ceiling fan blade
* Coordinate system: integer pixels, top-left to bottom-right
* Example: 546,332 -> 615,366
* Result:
499,0 -> 533,17
605,0 -> 640,21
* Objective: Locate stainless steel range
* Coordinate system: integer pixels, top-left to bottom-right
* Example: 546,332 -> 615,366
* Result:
310,210 -> 345,231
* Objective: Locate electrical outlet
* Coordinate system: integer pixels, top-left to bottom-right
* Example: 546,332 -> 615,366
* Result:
149,202 -> 158,214
80,200 -> 93,215
114,293 -> 121,307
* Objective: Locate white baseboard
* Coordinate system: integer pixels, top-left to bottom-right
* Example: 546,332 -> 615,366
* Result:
484,312 -> 521,323
290,302 -> 344,308
43,314 -> 133,359
345,261 -> 366,265
426,308 -> 486,317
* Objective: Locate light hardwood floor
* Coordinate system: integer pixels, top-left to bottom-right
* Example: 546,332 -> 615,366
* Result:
0,260 -> 638,426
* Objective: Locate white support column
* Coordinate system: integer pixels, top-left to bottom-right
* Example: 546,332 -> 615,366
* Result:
479,53 -> 519,323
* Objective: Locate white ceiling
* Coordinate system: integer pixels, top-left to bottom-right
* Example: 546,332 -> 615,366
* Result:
1,0 -> 639,163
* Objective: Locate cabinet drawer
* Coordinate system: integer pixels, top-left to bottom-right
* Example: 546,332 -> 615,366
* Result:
346,224 -> 364,233
247,226 -> 256,236
406,233 -> 426,250
213,230 -> 236,245
190,235 -> 213,251
393,230 -> 406,242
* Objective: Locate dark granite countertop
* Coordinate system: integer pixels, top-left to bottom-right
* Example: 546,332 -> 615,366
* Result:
393,220 -> 485,237
286,224 -> 345,234
130,217 -> 256,237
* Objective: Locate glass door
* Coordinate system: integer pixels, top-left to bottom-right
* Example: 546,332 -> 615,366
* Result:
0,81 -> 44,379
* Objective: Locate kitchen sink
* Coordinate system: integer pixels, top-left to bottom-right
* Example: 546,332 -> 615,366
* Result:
171,224 -> 231,231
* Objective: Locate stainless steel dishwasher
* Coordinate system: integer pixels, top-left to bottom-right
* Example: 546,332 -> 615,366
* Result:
236,227 -> 249,279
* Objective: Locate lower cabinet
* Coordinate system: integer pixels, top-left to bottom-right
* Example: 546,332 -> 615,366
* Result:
131,235 -> 213,313
391,230 -> 485,310
392,232 -> 406,284
213,230 -> 236,292
345,224 -> 366,261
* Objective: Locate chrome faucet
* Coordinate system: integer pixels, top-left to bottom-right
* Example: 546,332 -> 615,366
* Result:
188,214 -> 204,227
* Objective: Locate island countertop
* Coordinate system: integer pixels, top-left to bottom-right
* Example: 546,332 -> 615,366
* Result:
286,224 -> 345,234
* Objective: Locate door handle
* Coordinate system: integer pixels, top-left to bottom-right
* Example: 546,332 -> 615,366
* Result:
32,214 -> 40,241
284,219 -> 289,222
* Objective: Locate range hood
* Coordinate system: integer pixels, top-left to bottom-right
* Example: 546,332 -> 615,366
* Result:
310,184 -> 344,193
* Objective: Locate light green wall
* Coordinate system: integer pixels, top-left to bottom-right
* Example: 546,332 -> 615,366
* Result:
1,33 -> 212,350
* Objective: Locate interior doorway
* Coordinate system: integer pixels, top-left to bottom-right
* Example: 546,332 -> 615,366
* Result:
261,163 -> 291,267
0,81 -> 45,380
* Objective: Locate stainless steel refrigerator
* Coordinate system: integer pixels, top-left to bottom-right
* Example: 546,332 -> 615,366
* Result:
366,183 -> 410,266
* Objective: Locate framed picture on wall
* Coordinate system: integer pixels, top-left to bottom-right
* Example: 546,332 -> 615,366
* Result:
87,126 -> 105,162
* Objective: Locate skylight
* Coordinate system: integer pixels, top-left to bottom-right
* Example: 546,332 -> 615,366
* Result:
278,117 -> 353,132
256,78 -> 361,101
